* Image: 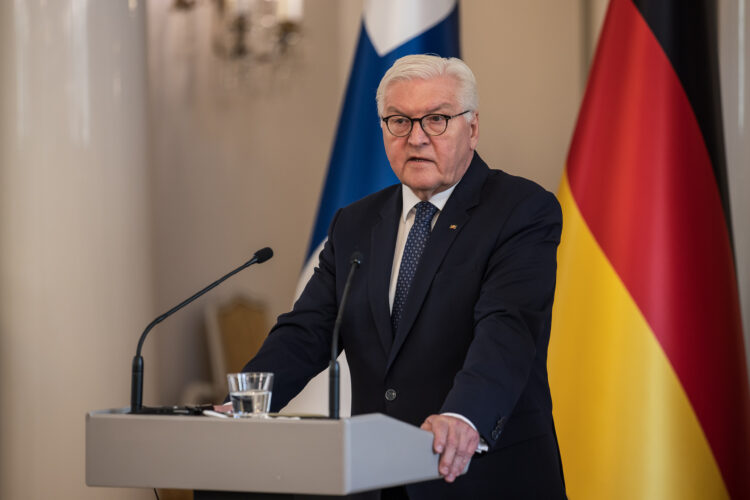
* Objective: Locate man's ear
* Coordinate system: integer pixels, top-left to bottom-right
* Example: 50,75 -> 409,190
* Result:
469,112 -> 479,149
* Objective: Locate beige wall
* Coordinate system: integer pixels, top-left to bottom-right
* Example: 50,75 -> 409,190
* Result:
146,0 -> 350,405
461,1 -> 585,191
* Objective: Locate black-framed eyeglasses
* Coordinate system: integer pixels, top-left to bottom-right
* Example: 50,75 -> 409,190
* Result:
381,110 -> 472,137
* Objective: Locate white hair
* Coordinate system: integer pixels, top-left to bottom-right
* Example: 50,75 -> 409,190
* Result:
376,54 -> 478,122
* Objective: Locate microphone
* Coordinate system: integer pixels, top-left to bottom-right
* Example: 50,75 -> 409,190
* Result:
329,251 -> 362,419
130,247 -> 273,414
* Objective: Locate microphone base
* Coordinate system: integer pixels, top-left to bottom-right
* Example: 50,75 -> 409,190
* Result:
129,404 -> 213,416
329,360 -> 340,420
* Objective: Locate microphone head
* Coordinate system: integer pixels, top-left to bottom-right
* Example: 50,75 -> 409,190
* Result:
350,251 -> 363,266
254,247 -> 274,263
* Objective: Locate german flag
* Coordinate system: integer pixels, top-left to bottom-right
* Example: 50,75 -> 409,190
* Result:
548,0 -> 750,498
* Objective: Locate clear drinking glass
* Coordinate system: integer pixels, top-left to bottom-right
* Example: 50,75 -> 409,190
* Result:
226,372 -> 274,418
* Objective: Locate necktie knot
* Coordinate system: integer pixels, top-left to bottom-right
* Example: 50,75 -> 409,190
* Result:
414,201 -> 438,228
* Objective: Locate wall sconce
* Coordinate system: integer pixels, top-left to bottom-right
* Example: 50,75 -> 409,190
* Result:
173,0 -> 304,63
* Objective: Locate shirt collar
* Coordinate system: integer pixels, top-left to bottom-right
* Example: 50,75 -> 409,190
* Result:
400,183 -> 457,222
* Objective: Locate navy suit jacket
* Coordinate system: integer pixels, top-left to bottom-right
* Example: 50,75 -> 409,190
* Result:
244,153 -> 565,499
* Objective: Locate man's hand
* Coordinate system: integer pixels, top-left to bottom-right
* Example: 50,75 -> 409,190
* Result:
420,414 -> 479,483
214,403 -> 232,412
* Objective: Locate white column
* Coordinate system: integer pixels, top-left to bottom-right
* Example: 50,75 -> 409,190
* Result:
0,1 -> 153,498
720,0 -> 750,381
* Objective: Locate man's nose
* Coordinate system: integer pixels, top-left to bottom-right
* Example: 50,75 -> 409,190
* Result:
407,120 -> 430,145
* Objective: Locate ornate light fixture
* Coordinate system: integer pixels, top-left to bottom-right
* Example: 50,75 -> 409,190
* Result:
173,0 -> 304,63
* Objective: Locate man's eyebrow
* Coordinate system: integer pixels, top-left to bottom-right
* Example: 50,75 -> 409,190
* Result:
384,102 -> 454,116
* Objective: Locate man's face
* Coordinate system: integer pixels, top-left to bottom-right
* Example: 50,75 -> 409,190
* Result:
381,75 -> 479,201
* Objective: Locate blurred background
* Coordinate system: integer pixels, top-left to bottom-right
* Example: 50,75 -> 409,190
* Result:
0,1 -> 747,498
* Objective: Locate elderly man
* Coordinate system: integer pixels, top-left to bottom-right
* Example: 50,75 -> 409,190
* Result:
242,54 -> 566,499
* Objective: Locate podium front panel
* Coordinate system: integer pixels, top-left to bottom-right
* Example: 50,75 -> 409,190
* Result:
86,410 -> 441,495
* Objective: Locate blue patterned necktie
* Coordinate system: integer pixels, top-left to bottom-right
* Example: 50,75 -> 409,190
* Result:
391,201 -> 438,335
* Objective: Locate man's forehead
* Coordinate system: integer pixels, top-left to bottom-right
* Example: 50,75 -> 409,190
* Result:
383,76 -> 459,113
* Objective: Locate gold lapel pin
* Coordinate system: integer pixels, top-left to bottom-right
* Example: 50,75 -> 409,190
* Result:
449,224 -> 457,230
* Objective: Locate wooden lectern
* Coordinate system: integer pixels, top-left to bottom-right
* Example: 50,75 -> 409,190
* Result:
86,409 -> 442,498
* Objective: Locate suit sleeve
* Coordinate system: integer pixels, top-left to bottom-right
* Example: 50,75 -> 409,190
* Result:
439,189 -> 562,449
241,210 -> 343,412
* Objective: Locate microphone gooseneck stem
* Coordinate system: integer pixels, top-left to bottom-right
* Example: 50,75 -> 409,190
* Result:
135,256 -> 259,358
329,252 -> 362,419
130,248 -> 272,413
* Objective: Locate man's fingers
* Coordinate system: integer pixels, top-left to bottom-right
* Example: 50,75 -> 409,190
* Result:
426,417 -> 449,453
438,430 -> 458,476
421,414 -> 480,482
446,432 -> 475,481
443,430 -> 474,481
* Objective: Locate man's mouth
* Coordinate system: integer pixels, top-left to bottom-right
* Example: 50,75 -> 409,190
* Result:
407,156 -> 433,164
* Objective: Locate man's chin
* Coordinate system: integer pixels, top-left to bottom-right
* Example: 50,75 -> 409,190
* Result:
402,175 -> 437,189
401,178 -> 446,198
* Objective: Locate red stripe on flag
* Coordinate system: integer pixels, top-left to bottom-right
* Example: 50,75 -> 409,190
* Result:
566,0 -> 750,496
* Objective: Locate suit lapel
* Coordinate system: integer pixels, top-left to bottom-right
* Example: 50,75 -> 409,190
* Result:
368,188 -> 401,356
386,154 -> 489,372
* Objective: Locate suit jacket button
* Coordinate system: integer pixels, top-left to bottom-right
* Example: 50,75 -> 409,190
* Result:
385,389 -> 397,401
